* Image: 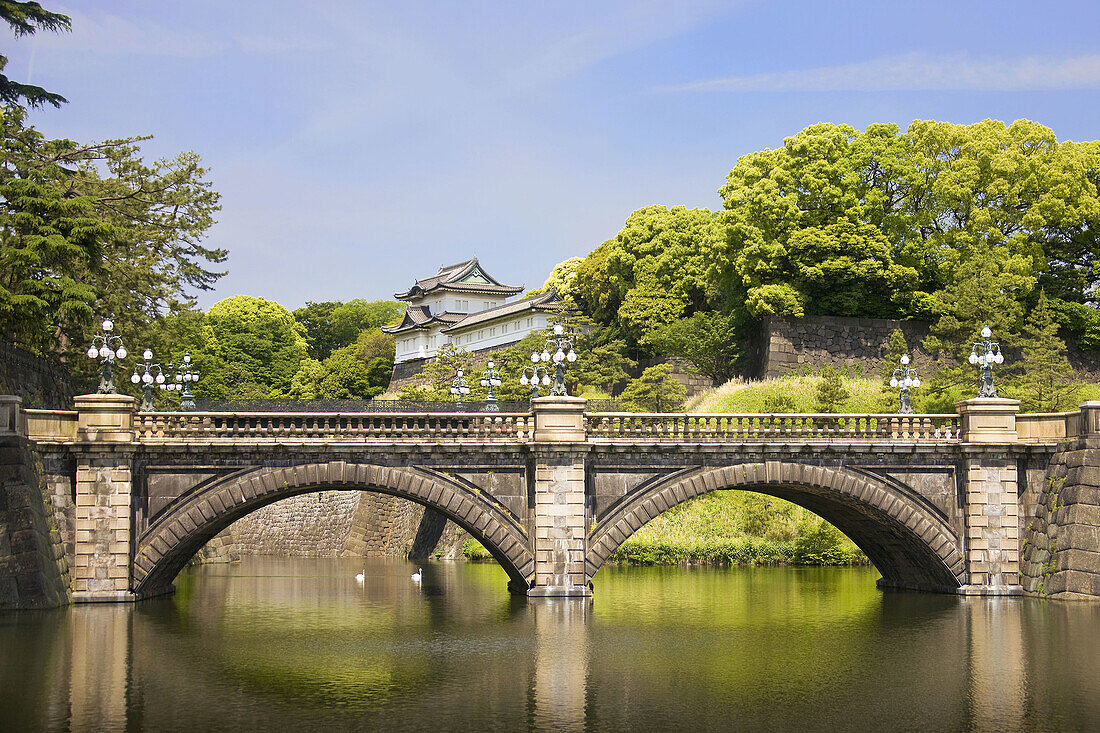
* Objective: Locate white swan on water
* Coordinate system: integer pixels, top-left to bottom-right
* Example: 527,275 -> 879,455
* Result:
355,570 -> 365,583
411,568 -> 423,582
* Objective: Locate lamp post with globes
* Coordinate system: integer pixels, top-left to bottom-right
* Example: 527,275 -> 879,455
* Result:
520,365 -> 551,401
479,360 -> 502,412
531,323 -> 577,397
130,350 -> 167,411
450,369 -> 471,408
968,326 -> 1004,398
86,319 -> 127,394
175,352 -> 199,410
889,354 -> 921,414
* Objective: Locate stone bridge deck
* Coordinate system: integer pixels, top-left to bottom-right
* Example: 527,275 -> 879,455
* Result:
5,394 -> 1099,603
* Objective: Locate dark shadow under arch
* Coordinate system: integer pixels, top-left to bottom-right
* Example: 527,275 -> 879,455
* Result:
587,461 -> 965,593
133,462 -> 534,597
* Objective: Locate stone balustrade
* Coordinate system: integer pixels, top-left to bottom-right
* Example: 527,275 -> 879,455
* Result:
22,405 -> 1094,446
131,411 -> 536,442
586,412 -> 961,442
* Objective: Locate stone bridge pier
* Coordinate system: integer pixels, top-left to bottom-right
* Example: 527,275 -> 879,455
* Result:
7,391 -> 1100,604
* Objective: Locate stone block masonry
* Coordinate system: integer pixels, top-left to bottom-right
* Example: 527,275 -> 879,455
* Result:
0,434 -> 70,608
197,491 -> 470,562
1022,447 -> 1100,599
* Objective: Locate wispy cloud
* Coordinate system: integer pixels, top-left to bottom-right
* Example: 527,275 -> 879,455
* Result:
666,53 -> 1100,92
37,8 -> 227,57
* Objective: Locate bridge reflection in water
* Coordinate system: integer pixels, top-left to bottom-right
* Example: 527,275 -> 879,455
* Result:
2,560 -> 1098,732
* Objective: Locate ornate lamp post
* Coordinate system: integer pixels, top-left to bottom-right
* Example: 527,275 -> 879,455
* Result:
531,323 -> 577,397
520,365 -> 551,401
130,349 -> 167,411
86,319 -> 127,394
175,352 -> 199,411
889,354 -> 921,414
450,368 -> 471,407
968,325 -> 1004,398
479,360 -> 503,412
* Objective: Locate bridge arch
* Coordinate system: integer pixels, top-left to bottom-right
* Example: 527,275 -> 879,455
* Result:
587,461 -> 966,593
133,461 -> 535,597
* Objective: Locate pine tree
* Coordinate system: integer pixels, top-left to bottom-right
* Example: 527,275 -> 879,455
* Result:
815,364 -> 850,413
1013,290 -> 1078,412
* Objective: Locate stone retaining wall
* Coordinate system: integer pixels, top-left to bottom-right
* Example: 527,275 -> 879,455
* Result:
755,314 -> 1100,380
1021,447 -> 1100,599
0,342 -> 74,409
197,491 -> 470,562
0,436 -> 70,608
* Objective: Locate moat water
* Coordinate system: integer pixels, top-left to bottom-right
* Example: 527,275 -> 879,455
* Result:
2,558 -> 1099,732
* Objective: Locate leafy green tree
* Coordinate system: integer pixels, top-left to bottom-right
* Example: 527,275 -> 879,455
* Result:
1,1 -> 69,108
648,311 -> 740,385
921,244 -> 1034,401
398,343 -> 475,400
620,363 -> 686,412
529,257 -> 583,302
195,296 -> 308,398
316,344 -> 384,400
0,106 -> 223,363
814,364 -> 850,412
355,328 -> 396,364
1011,290 -> 1078,412
293,299 -> 402,360
572,206 -> 725,345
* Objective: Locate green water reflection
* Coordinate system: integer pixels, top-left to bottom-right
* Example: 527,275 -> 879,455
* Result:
1,558 -> 1098,732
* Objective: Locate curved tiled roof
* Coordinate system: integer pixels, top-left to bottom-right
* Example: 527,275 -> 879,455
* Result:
442,290 -> 560,333
394,257 -> 523,300
381,307 -> 467,334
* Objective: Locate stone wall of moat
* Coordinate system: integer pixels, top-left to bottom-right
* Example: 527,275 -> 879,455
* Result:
196,490 -> 471,563
1021,446 -> 1100,600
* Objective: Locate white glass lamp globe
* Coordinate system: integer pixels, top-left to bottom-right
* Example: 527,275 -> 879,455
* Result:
142,373 -> 153,385
99,345 -> 112,359
102,319 -> 113,332
567,350 -> 577,362
981,326 -> 992,339
553,324 -> 564,336
890,378 -> 898,388
155,373 -> 164,384
88,346 -> 99,359
487,361 -> 495,369
995,352 -> 1004,364
143,349 -> 153,360
131,373 -> 141,384
541,350 -> 550,362
903,377 -> 912,388
900,354 -> 910,365
115,346 -> 126,359
554,349 -> 565,363
531,352 -> 540,363
969,353 -> 978,365
541,375 -> 551,386
520,375 -> 529,385
913,377 -> 921,388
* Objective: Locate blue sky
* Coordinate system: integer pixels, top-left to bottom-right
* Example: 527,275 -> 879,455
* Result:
7,1 -> 1100,309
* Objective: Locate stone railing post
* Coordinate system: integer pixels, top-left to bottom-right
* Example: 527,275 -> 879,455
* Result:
0,394 -> 25,436
956,397 -> 1022,595
72,394 -> 137,602
528,396 -> 591,597
1077,401 -> 1100,448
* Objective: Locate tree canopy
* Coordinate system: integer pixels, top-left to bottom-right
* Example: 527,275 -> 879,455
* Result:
0,1 -> 69,108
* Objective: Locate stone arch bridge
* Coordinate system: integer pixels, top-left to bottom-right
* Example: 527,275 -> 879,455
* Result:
7,393 -> 1100,601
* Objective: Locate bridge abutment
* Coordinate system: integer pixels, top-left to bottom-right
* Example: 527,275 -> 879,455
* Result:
528,397 -> 592,597
958,398 -> 1023,596
71,395 -> 138,603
